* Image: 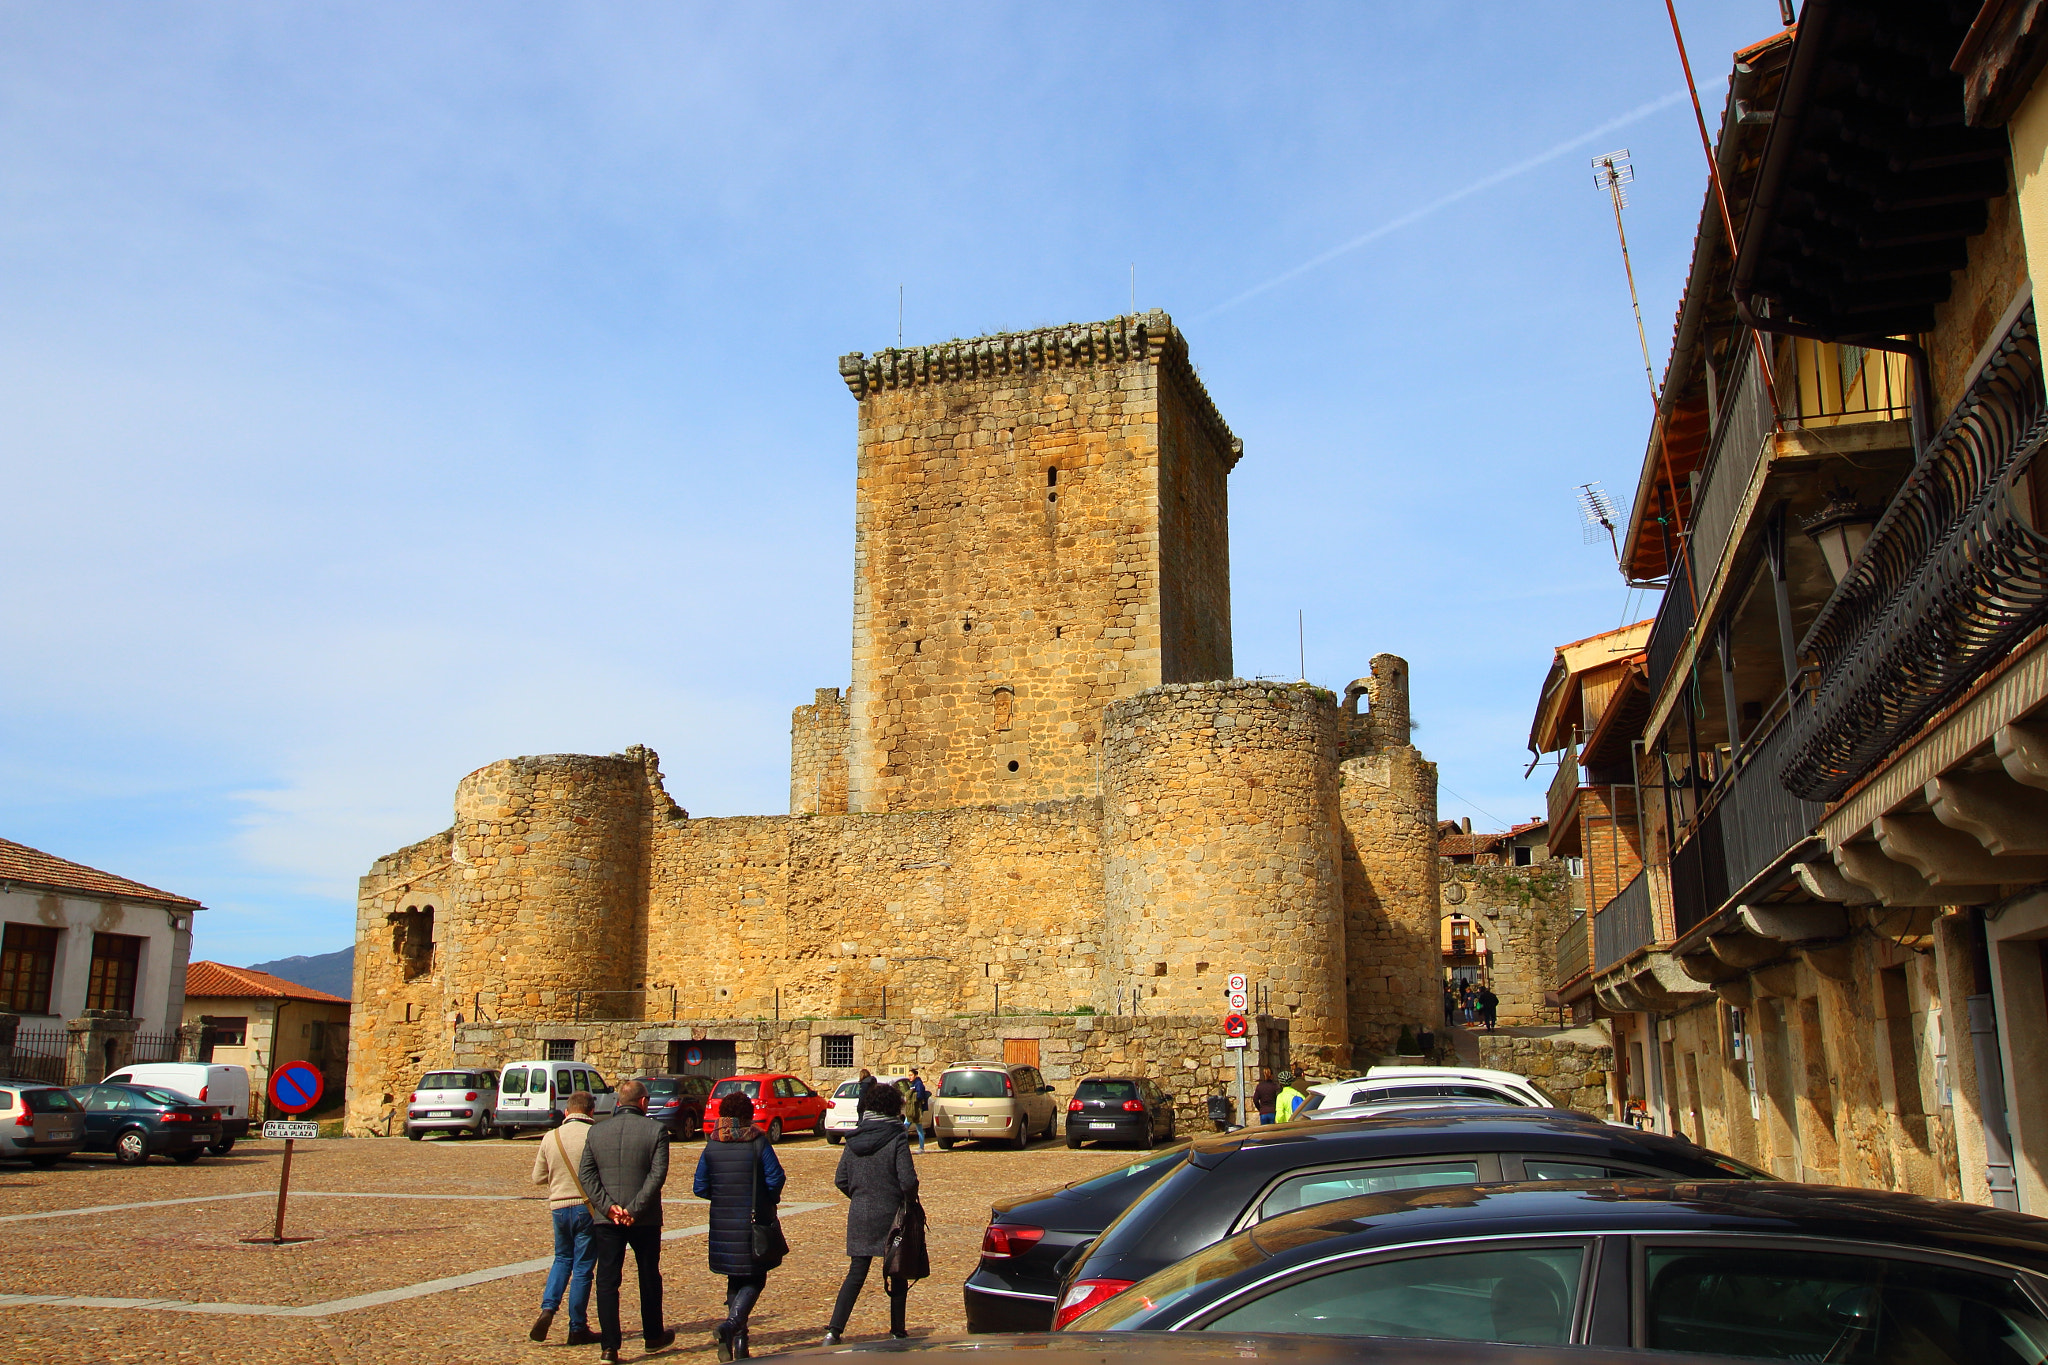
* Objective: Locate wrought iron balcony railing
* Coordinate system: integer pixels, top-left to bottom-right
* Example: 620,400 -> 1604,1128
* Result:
1645,576 -> 1694,706
1672,707 -> 1825,937
1593,870 -> 1654,972
1552,912 -> 1591,991
1782,301 -> 2048,801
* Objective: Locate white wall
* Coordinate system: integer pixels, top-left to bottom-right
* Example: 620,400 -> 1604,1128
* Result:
0,884 -> 193,1031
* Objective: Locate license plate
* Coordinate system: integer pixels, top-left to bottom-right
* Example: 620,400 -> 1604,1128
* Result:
431,1111 -> 454,1117
955,1115 -> 987,1125
1090,1123 -> 1119,1130
45,1129 -> 73,1140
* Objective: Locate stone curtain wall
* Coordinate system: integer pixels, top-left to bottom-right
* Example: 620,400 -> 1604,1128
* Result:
840,313 -> 1239,815
1100,680 -> 1349,1065
1156,360 -> 1236,684
1477,1030 -> 1614,1115
1340,745 -> 1441,1062
789,688 -> 850,815
1440,860 -> 1579,1027
350,1012 -> 1260,1136
351,828 -> 455,1131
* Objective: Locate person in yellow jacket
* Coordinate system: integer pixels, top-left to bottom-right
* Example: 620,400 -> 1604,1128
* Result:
1274,1077 -> 1308,1123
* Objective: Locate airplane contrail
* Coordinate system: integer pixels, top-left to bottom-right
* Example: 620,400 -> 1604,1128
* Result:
1197,89 -> 1691,318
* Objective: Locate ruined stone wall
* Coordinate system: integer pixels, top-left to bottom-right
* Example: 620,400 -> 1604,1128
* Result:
349,829 -> 454,1132
1100,680 -> 1348,1065
1476,1029 -> 1614,1115
1440,859 -> 1579,1027
790,687 -> 850,815
840,313 -> 1239,814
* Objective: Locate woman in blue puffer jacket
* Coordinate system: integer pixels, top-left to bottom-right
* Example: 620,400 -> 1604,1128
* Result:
693,1092 -> 785,1360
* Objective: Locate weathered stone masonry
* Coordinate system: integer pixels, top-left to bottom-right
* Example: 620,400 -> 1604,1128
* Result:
348,313 -> 1441,1134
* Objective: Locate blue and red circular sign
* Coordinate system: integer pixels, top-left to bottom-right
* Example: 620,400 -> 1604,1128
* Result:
268,1061 -> 325,1114
684,1046 -> 704,1068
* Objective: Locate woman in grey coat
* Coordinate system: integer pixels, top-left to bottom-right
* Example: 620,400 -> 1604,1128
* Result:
822,1082 -> 918,1343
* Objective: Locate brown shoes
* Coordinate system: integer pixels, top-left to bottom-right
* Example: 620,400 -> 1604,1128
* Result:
528,1308 -> 555,1342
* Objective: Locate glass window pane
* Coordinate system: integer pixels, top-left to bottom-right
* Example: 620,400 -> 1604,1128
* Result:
501,1069 -> 526,1095
1206,1244 -> 1586,1344
1259,1161 -> 1481,1218
1524,1161 -> 1620,1181
1643,1246 -> 2048,1365
555,1069 -> 572,1093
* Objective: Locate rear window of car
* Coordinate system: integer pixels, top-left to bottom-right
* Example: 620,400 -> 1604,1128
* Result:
135,1088 -> 191,1106
420,1072 -> 480,1090
23,1089 -> 80,1113
643,1079 -> 679,1095
941,1069 -> 1010,1098
711,1079 -> 760,1098
501,1068 -> 527,1095
1064,1146 -> 1188,1198
1078,1080 -> 1139,1101
834,1081 -> 863,1098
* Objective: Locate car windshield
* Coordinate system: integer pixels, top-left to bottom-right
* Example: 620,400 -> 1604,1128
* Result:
23,1089 -> 80,1113
1078,1080 -> 1139,1101
1062,1145 -> 1189,1198
941,1069 -> 1009,1098
710,1079 -> 760,1098
420,1073 -> 479,1090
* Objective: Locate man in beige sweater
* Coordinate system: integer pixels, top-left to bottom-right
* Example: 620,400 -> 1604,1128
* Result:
530,1091 -> 600,1345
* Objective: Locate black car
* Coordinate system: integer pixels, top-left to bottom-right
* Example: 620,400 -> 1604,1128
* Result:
638,1074 -> 714,1139
69,1083 -> 223,1164
1068,1076 -> 1177,1150
1050,1110 -> 1767,1328
1064,1181 -> 2048,1365
800,1330 -> 1740,1365
966,1144 -> 1194,1332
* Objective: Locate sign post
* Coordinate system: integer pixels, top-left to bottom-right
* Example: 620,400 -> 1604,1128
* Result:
1225,973 -> 1251,1129
243,1061 -> 324,1246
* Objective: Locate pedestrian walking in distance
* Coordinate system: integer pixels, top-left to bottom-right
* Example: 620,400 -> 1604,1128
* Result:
898,1076 -> 926,1152
578,1077 -> 676,1363
1251,1068 -> 1280,1125
823,1082 -> 919,1344
1478,985 -> 1500,1032
695,1091 -> 786,1361
529,1090 -> 601,1346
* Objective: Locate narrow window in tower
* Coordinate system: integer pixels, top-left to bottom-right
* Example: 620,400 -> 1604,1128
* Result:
1152,963 -> 1167,977
1047,466 -> 1058,503
914,640 -> 922,653
992,687 -> 1014,732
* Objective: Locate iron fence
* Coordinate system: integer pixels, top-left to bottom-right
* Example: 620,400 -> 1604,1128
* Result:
5,1028 -> 69,1084
1783,302 -> 2048,801
131,1031 -> 179,1064
1552,913 -> 1591,990
1593,871 -> 1655,972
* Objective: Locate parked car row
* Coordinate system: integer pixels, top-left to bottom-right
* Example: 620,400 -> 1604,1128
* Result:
0,1075 -> 230,1166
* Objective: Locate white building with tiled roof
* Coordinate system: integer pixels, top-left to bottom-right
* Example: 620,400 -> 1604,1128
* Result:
0,837 -> 200,1041
183,962 -> 350,1117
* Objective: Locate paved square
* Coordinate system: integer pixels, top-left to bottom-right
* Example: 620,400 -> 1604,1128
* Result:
0,1131 -> 1138,1362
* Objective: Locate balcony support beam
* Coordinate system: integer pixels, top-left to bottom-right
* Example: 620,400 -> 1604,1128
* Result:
1709,928 -> 1787,970
1737,903 -> 1849,942
1793,858 -> 1878,906
1836,837 -> 1997,906
1718,617 -> 1744,750
1997,720 -> 2048,791
1926,771 -> 2048,857
1764,501 -> 1800,690
1874,813 -> 2048,886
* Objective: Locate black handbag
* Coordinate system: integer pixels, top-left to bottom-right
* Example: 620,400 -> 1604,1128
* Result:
883,1194 -> 930,1282
749,1136 -> 789,1268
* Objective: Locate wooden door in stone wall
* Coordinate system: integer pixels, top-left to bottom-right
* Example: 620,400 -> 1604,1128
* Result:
1003,1039 -> 1040,1068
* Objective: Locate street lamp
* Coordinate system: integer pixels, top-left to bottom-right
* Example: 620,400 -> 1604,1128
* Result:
1801,487 -> 1880,584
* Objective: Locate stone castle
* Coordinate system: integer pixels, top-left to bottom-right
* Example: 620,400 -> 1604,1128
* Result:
346,311 -> 1441,1133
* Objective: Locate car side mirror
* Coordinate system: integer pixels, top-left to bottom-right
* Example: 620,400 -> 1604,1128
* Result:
1042,1086 -> 1054,1094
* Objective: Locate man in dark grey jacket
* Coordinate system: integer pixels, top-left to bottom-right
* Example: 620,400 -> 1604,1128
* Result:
579,1078 -> 676,1361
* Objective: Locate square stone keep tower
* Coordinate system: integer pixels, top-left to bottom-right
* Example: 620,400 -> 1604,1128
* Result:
835,312 -> 1242,812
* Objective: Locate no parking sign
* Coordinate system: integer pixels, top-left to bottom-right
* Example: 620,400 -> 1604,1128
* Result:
684,1046 -> 704,1068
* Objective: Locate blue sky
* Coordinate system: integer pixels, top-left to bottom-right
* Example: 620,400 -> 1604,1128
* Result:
0,3 -> 1772,963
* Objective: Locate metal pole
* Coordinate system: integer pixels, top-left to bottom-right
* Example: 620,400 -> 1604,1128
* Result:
1235,1040 -> 1248,1132
271,1138 -> 295,1243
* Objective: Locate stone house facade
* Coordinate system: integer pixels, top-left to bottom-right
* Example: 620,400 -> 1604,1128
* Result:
346,312 -> 1441,1134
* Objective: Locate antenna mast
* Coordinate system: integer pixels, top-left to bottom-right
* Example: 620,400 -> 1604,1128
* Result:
1592,150 -> 1658,410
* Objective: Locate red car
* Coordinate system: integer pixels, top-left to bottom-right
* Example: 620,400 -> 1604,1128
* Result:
707,1073 -> 827,1142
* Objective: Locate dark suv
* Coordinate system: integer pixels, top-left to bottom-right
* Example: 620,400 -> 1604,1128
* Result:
1049,1109 -> 1766,1327
1067,1076 -> 1176,1149
638,1075 -> 713,1139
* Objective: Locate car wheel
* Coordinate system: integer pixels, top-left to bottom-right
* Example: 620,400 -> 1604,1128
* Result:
29,1155 -> 61,1168
767,1118 -> 783,1144
114,1129 -> 150,1165
498,1126 -> 518,1140
827,1133 -> 842,1145
938,1136 -> 954,1150
1014,1123 -> 1029,1150
813,1113 -> 827,1138
1066,1131 -> 1082,1149
406,1128 -> 424,1142
681,1113 -> 701,1142
172,1149 -> 204,1164
207,1138 -> 236,1156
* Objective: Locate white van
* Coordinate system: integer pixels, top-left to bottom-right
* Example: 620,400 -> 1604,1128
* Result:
494,1059 -> 616,1137
103,1063 -> 252,1154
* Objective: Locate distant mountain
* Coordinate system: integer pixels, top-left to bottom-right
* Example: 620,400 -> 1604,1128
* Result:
244,947 -> 354,1000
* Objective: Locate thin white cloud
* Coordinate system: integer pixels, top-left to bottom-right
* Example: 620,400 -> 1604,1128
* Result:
1199,89 -> 1690,317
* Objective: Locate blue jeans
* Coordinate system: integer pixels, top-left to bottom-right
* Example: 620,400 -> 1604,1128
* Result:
542,1204 -> 596,1329
905,1117 -> 925,1151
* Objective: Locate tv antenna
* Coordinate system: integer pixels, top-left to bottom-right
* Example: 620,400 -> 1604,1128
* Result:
1592,150 -> 1658,410
1578,482 -> 1622,564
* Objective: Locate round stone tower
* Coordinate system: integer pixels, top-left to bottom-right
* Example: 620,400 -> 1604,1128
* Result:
1098,680 -> 1349,1064
443,753 -> 647,1021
